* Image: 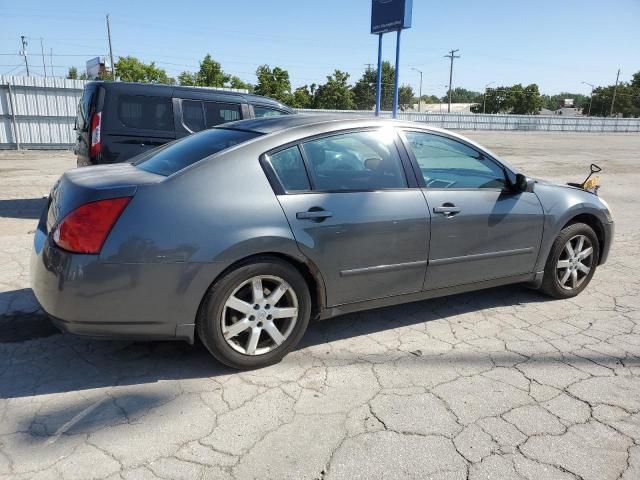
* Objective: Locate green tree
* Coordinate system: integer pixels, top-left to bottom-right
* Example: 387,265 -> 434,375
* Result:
350,62 -> 399,111
351,67 -> 377,110
228,75 -> 252,92
290,85 -> 314,108
581,72 -> 640,117
420,94 -> 440,104
441,87 -> 482,104
254,65 -> 292,103
67,67 -> 78,79
471,84 -> 542,114
66,67 -> 88,80
114,56 -> 174,84
314,70 -> 354,110
398,84 -> 415,111
510,83 -> 543,114
177,71 -> 198,86
196,54 -> 230,87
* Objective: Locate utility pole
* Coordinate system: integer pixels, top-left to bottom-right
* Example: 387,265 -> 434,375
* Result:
49,48 -> 53,77
483,81 -> 495,114
106,14 -> 116,80
412,67 -> 423,112
40,38 -> 46,77
581,81 -> 594,116
20,36 -> 30,77
444,49 -> 460,113
610,68 -> 620,117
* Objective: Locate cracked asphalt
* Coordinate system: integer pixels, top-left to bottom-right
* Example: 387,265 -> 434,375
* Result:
1,132 -> 640,480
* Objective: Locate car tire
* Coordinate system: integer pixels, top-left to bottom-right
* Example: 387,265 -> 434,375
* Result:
540,222 -> 600,299
197,257 -> 311,369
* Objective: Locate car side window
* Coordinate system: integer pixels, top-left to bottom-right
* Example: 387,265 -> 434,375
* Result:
117,95 -> 173,131
404,131 -> 506,189
181,100 -> 205,132
268,146 -> 311,192
301,130 -> 407,191
254,106 -> 287,117
204,102 -> 241,127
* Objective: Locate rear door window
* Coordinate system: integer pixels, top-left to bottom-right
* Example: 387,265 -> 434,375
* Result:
254,106 -> 288,117
301,129 -> 407,191
134,128 -> 261,176
204,102 -> 242,127
267,146 -> 311,192
181,100 -> 205,132
117,95 -> 173,131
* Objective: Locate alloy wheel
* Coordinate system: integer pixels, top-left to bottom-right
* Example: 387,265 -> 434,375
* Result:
556,234 -> 594,290
221,275 -> 298,355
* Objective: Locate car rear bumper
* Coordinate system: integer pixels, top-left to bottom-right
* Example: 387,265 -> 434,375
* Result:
30,229 -> 222,343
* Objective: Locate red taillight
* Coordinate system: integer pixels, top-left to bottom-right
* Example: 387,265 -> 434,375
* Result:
52,197 -> 131,254
90,111 -> 102,158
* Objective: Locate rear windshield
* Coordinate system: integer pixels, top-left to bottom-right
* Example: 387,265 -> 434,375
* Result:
76,84 -> 97,131
134,128 -> 261,176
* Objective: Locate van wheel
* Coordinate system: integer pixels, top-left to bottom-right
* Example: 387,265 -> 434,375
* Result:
197,257 -> 311,369
540,223 -> 599,299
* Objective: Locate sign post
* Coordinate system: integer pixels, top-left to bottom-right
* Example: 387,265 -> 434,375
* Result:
371,0 -> 412,118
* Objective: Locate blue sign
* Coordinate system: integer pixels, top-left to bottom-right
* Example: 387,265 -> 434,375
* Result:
371,0 -> 412,34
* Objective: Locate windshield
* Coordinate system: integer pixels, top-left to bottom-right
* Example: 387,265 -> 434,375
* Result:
134,128 -> 262,176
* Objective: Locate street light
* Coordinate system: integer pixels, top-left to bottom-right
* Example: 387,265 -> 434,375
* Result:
483,82 -> 495,114
411,67 -> 423,112
582,81 -> 595,116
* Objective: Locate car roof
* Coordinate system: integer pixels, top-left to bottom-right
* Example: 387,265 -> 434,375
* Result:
222,114 -> 515,172
224,114 -> 440,135
87,81 -> 292,111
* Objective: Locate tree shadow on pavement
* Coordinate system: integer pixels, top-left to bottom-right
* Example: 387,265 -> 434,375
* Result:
0,284 -> 563,400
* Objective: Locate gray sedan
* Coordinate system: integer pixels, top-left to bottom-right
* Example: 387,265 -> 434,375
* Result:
31,115 -> 614,368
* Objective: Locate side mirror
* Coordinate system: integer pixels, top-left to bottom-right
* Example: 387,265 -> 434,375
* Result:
514,173 -> 535,193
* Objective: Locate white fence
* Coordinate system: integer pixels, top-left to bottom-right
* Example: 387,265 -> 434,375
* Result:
0,75 -> 85,149
296,109 -> 640,133
1,76 -> 639,150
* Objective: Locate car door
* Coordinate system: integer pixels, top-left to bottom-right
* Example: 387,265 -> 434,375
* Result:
266,128 -> 431,307
400,130 -> 544,290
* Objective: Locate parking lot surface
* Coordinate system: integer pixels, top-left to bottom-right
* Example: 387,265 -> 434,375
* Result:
1,132 -> 640,480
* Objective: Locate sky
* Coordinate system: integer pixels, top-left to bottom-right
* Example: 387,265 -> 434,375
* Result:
1,0 -> 639,97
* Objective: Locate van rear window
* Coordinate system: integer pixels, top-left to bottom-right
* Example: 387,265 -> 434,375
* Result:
117,95 -> 173,131
134,128 -> 261,176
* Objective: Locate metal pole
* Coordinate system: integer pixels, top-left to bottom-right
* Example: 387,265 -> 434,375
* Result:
106,14 -> 116,80
392,29 -> 401,119
40,38 -> 46,77
444,49 -> 460,113
412,68 -> 422,113
375,33 -> 383,116
610,68 -> 620,117
20,36 -> 30,77
49,48 -> 53,77
6,83 -> 21,150
582,82 -> 595,117
483,82 -> 494,114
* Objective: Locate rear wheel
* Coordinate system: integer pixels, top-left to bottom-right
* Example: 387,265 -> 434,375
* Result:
540,223 -> 599,299
197,258 -> 311,369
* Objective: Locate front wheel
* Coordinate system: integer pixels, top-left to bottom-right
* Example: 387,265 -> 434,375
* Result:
197,257 -> 311,369
540,223 -> 600,299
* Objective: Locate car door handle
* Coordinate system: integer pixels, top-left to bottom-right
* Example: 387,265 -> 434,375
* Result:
433,204 -> 462,216
296,209 -> 333,221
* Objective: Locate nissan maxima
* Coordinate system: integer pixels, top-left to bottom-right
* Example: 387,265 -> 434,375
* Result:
31,115 -> 614,369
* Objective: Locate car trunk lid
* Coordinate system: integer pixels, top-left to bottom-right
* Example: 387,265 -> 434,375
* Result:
45,163 -> 164,233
